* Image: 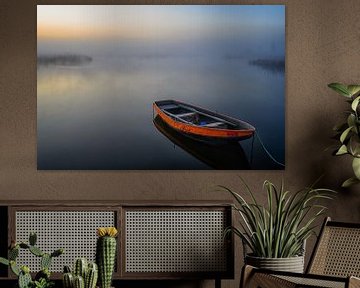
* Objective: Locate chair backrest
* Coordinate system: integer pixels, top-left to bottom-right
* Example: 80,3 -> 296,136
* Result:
307,217 -> 360,277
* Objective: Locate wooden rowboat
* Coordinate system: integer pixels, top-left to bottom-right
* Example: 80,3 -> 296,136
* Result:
153,100 -> 255,143
153,115 -> 250,169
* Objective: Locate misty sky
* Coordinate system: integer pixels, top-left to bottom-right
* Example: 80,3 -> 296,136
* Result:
37,5 -> 285,58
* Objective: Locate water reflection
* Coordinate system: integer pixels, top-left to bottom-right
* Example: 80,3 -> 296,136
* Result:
248,58 -> 285,74
37,54 -> 284,170
153,116 -> 250,169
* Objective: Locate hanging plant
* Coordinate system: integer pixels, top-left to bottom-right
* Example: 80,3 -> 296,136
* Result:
328,83 -> 360,187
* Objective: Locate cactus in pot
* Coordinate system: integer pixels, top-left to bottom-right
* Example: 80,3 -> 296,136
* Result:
63,266 -> 74,288
62,260 -> 98,288
19,266 -> 32,288
85,262 -> 98,288
74,258 -> 88,280
73,275 -> 85,288
0,232 -> 63,288
96,227 -> 118,288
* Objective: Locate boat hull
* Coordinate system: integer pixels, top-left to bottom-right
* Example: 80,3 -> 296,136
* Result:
153,100 -> 255,142
153,116 -> 250,169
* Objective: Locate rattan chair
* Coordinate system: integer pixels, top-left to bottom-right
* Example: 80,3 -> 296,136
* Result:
241,217 -> 360,288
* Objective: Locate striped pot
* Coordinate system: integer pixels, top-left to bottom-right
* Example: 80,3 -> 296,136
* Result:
245,254 -> 305,273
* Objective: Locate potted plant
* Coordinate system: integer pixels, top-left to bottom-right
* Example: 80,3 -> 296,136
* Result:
0,232 -> 63,288
221,179 -> 334,273
62,258 -> 98,288
61,227 -> 118,288
328,83 -> 360,187
96,227 -> 118,288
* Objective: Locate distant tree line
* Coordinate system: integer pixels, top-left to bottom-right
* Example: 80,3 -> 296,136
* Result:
249,58 -> 285,73
37,54 -> 92,66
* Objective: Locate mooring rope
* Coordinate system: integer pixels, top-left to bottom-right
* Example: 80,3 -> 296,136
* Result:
254,131 -> 285,168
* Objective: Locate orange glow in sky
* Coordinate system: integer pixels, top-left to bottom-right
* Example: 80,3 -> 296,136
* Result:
37,5 -> 203,41
38,25 -> 112,40
37,5 -> 284,41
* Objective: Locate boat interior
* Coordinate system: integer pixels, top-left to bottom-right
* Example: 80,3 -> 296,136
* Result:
159,103 -> 237,129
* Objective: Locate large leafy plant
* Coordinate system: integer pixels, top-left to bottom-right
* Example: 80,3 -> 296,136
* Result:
329,83 -> 360,187
221,180 -> 334,258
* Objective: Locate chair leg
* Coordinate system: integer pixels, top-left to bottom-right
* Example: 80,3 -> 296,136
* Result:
215,278 -> 221,288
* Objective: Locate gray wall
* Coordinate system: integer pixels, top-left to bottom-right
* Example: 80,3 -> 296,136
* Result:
1,0 -> 360,287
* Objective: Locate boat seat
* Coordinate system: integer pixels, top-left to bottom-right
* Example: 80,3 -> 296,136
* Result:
176,112 -> 197,118
203,122 -> 226,128
162,104 -> 180,110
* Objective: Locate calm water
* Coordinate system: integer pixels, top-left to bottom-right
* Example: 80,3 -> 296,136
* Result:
37,54 -> 284,169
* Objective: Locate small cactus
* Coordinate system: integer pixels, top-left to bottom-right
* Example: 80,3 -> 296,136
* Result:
64,265 -> 72,273
74,258 -> 88,279
21,265 -> 30,274
63,272 -> 74,288
74,275 -> 85,288
41,253 -> 52,270
51,248 -> 64,258
85,263 -> 98,288
96,227 -> 118,288
19,243 -> 30,249
10,260 -> 20,276
18,268 -> 32,288
0,232 -> 63,288
9,246 -> 19,260
29,245 -> 44,257
29,232 -> 37,246
63,260 -> 98,288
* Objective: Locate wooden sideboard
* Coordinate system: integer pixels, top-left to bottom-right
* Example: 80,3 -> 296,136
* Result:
0,201 -> 234,288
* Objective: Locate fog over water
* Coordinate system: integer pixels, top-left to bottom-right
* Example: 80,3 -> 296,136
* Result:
37,5 -> 285,169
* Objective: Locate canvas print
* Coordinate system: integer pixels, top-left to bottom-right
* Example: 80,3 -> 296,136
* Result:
37,5 -> 285,170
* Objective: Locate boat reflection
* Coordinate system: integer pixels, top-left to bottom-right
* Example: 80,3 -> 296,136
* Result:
153,116 -> 251,169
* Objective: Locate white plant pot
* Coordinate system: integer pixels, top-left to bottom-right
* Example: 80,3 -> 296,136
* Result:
245,254 -> 305,273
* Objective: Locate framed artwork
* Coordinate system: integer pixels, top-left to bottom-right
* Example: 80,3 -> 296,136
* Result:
37,5 -> 285,170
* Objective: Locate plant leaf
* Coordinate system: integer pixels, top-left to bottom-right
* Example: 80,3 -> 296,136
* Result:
352,157 -> 360,179
0,257 -> 9,266
350,135 -> 360,156
328,83 -> 350,97
336,145 -> 348,155
351,96 -> 360,111
340,126 -> 353,143
347,114 -> 356,128
342,177 -> 360,188
347,85 -> 360,97
350,134 -> 360,157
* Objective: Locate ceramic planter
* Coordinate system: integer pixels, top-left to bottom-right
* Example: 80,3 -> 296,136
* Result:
245,254 -> 305,273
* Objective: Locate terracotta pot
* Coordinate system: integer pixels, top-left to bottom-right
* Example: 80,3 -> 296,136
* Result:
245,254 -> 305,273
